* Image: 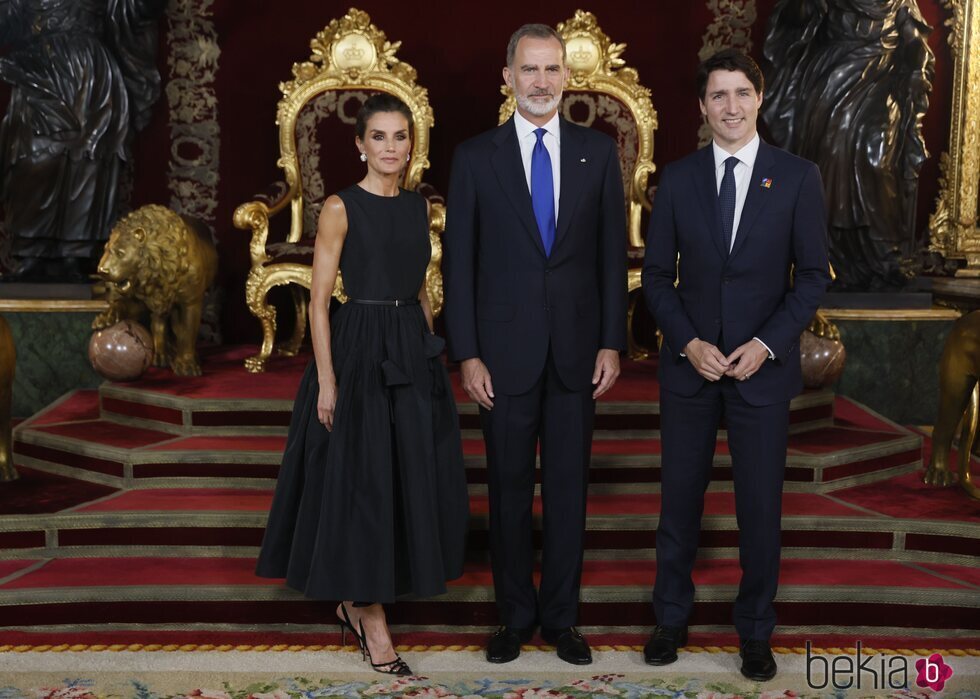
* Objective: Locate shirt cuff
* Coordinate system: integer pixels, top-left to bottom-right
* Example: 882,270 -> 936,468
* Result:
752,337 -> 775,360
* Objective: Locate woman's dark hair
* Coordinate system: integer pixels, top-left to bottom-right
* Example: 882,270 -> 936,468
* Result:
354,93 -> 414,140
697,48 -> 764,100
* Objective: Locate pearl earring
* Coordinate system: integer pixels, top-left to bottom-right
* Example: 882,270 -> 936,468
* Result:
406,155 -> 411,162
359,153 -> 367,162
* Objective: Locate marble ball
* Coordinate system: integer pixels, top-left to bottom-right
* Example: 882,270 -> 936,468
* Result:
800,330 -> 847,389
89,320 -> 154,381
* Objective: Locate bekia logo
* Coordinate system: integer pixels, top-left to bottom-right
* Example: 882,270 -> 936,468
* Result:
806,642 -> 954,691
916,652 -> 954,692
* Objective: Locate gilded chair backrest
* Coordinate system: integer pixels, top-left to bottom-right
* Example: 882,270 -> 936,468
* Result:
498,10 -> 658,248
276,8 -> 434,242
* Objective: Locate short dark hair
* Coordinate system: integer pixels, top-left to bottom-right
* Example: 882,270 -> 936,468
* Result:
354,93 -> 414,140
506,23 -> 566,67
697,48 -> 764,101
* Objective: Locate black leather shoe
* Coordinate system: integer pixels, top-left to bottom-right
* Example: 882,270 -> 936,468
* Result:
541,627 -> 592,665
486,626 -> 534,664
740,639 -> 777,681
643,625 -> 688,665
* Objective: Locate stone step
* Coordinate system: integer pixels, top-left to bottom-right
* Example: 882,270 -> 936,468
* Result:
0,556 -> 975,632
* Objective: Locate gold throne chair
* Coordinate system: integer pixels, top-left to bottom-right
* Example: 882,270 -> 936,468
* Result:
234,8 -> 445,373
498,10 -> 658,358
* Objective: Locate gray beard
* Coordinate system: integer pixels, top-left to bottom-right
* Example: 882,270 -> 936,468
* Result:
516,92 -> 561,117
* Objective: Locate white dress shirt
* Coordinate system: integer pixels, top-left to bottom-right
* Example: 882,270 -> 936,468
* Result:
712,133 -> 760,252
514,110 -> 561,223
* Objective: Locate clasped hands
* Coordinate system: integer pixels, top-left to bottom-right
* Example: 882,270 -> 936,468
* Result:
461,349 -> 621,409
683,337 -> 768,382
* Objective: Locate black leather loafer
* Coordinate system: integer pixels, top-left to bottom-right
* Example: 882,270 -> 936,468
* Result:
643,625 -> 688,665
541,627 -> 592,665
740,639 -> 777,681
486,626 -> 534,664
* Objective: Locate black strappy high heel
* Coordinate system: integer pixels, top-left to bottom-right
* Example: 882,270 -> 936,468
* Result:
360,617 -> 412,677
337,602 -> 412,676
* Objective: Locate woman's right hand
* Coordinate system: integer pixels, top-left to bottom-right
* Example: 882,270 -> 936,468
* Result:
317,378 -> 338,431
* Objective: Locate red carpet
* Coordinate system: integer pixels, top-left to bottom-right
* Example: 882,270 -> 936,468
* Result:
1,345 -> 976,646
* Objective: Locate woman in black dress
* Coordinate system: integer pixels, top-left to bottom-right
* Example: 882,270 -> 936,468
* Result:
256,94 -> 469,676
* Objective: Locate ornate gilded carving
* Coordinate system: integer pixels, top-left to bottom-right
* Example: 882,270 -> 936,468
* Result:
234,8 -> 444,372
928,0 -> 980,274
698,0 -> 758,146
94,205 -> 219,377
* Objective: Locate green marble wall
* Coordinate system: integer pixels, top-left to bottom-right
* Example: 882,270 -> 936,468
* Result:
5,312 -> 103,418
832,318 -> 953,426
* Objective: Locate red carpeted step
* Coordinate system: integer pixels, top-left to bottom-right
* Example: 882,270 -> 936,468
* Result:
23,420 -> 177,450
75,488 -> 274,512
467,491 -> 869,517
145,436 -> 286,453
109,346 -> 308,401
462,428 -> 913,459
2,556 -> 974,592
834,471 -> 980,523
0,560 -> 39,580
0,467 -> 118,515
25,391 -> 101,426
64,487 -> 865,518
0,557 -> 279,589
916,562 -> 980,588
451,558 -> 976,589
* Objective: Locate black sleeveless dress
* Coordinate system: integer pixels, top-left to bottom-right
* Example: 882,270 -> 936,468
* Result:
255,185 -> 469,602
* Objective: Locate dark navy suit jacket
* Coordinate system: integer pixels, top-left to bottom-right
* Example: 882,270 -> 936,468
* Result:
443,116 -> 628,395
642,140 -> 830,406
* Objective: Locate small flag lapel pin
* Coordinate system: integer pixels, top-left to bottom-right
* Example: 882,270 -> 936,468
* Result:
760,178 -> 773,189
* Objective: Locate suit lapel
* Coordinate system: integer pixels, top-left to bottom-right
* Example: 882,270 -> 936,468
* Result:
555,118 -> 585,253
729,140 -> 777,260
491,118 -> 546,257
693,145 -> 727,261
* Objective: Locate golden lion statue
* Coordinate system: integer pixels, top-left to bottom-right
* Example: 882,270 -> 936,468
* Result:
925,310 -> 980,500
94,205 -> 218,377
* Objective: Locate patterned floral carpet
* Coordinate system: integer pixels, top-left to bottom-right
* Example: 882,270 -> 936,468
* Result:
1,673 -> 979,699
2,648 -> 979,699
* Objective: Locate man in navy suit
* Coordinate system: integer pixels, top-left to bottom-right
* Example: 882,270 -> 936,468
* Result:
443,23 -> 627,666
642,49 -> 830,680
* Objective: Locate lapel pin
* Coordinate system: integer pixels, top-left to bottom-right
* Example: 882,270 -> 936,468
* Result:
580,158 -> 587,163
760,178 -> 773,189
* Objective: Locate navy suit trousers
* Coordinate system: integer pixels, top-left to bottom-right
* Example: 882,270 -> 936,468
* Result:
480,348 -> 595,629
654,378 -> 789,641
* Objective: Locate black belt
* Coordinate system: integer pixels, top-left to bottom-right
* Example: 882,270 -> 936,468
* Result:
349,298 -> 419,307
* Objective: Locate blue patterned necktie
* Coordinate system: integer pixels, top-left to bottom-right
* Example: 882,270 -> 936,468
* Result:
531,127 -> 556,256
719,156 -> 738,255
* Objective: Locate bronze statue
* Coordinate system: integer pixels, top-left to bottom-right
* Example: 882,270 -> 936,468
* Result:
761,0 -> 935,291
925,311 -> 980,500
0,315 -> 14,482
94,205 -> 218,377
0,0 -> 166,282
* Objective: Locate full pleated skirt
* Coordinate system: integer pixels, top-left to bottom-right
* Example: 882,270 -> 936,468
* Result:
255,303 -> 469,602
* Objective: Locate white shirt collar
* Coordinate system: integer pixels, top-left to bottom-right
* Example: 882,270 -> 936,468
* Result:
712,132 -> 760,170
514,109 -> 561,144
